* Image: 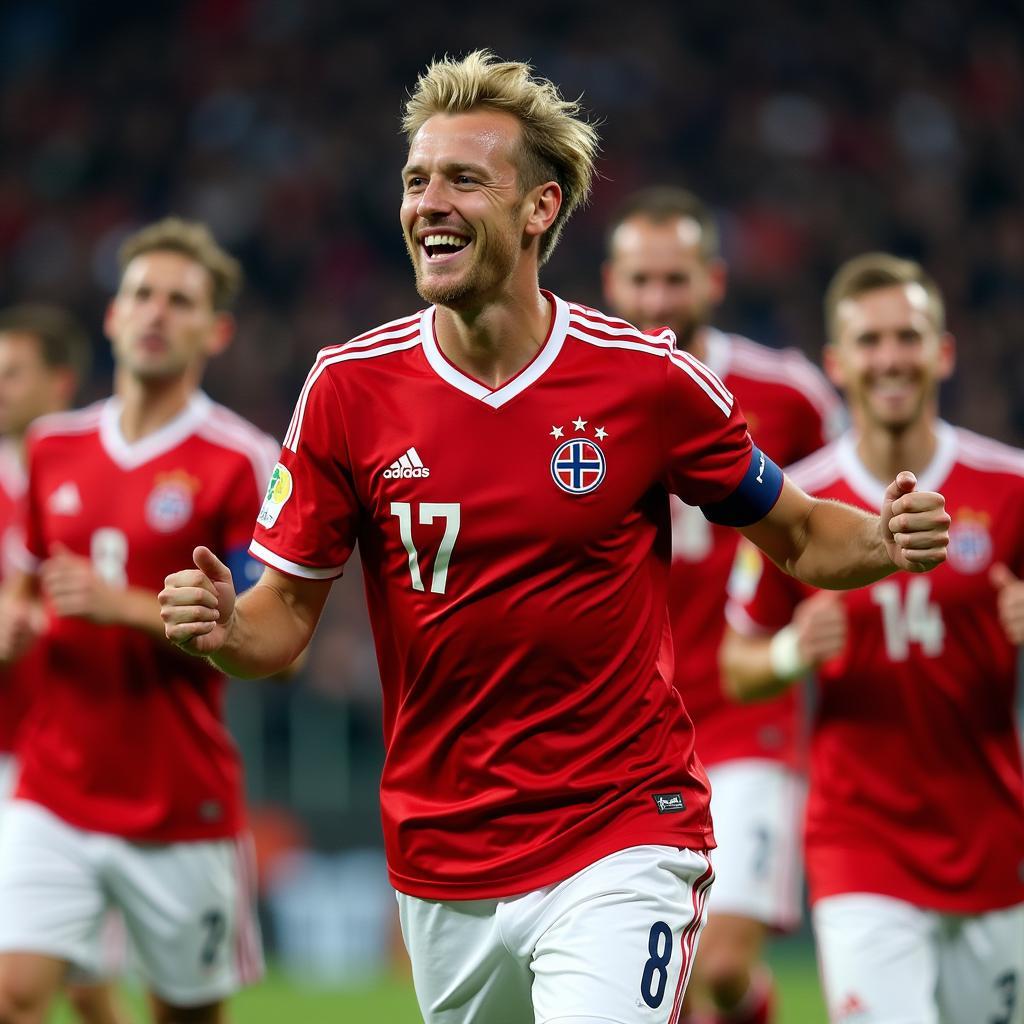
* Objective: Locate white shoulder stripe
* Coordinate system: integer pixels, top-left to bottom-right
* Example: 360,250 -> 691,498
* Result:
786,444 -> 842,491
568,328 -> 733,417
677,349 -> 733,405
284,336 -> 422,452
199,409 -> 280,489
955,430 -> 1024,477
29,403 -> 104,440
349,312 -> 422,346
312,320 -> 421,363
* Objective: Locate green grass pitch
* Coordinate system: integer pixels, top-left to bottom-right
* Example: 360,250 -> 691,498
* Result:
53,943 -> 828,1022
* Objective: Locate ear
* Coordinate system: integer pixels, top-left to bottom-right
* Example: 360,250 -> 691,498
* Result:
523,181 -> 563,240
102,300 -> 119,346
823,343 -> 845,390
204,312 -> 236,358
706,258 -> 728,306
937,331 -> 955,382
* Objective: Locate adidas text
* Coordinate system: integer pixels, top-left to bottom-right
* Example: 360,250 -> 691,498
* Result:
383,466 -> 431,479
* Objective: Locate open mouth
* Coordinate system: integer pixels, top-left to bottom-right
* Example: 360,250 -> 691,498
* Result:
421,233 -> 471,261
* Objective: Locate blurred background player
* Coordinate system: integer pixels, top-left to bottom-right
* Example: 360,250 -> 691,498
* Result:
721,253 -> 1024,1024
0,219 -> 275,1024
0,308 -> 131,1024
603,187 -> 843,1024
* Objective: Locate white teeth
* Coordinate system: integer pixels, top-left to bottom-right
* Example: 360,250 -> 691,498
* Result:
423,234 -> 469,249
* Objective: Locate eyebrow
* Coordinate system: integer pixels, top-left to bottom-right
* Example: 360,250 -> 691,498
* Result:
401,161 -> 492,180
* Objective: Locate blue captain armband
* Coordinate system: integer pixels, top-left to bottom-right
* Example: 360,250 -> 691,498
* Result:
700,446 -> 784,527
224,545 -> 265,594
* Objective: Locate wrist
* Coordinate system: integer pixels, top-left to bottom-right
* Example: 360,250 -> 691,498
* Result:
769,625 -> 809,681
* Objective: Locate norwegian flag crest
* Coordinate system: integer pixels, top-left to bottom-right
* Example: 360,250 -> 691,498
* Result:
551,437 -> 606,494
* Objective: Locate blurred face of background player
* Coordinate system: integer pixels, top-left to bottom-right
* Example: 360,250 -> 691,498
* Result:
603,214 -> 726,350
826,283 -> 954,435
104,250 -> 232,385
0,331 -> 75,438
401,108 -> 551,310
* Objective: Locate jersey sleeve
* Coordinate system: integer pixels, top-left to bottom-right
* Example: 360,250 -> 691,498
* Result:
724,541 -> 804,636
249,365 -> 360,580
661,350 -> 783,526
220,433 -> 280,593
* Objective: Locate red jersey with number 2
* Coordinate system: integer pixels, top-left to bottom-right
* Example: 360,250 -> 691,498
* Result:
250,294 -> 786,900
726,424 -> 1024,913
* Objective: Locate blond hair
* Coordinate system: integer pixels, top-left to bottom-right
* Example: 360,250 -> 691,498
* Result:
118,217 -> 243,310
825,253 -> 945,344
403,50 -> 600,265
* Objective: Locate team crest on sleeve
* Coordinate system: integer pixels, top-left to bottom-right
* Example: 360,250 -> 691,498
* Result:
549,415 -> 608,495
946,508 -> 992,575
146,471 -> 200,533
257,463 -> 293,528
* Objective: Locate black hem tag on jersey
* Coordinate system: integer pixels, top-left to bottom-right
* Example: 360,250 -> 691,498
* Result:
652,792 -> 686,814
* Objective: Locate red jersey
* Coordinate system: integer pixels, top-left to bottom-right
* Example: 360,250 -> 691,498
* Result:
726,424 -> 1024,913
17,393 -> 278,841
669,330 -> 842,768
251,294 -> 785,900
0,439 -> 36,755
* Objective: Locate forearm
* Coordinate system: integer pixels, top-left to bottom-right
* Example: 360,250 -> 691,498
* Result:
719,626 -> 802,703
208,579 -> 316,679
110,587 -> 169,639
785,499 -> 896,589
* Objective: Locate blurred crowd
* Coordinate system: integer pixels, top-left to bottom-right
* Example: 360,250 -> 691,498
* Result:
2,0 -> 1022,840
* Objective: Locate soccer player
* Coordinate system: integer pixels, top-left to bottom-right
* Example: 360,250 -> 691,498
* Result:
603,188 -> 843,1024
0,306 -> 133,1024
0,220 -> 272,1024
721,254 -> 1024,1024
159,53 -> 949,1024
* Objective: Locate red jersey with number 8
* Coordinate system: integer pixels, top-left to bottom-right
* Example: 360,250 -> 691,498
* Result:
16,393 -> 278,841
250,294 -> 786,899
726,424 -> 1024,913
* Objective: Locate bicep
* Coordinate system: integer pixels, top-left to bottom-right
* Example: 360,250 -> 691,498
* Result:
737,475 -> 816,571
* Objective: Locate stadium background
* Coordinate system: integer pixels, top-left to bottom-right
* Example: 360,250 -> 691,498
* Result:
3,0 -> 1021,1019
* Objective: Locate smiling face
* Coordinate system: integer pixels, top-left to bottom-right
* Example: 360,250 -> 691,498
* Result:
602,214 -> 725,349
827,282 -> 954,433
105,250 -> 231,383
401,109 -> 543,310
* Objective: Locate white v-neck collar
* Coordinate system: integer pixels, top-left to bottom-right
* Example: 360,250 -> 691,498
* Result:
419,292 -> 569,408
700,328 -> 732,379
835,420 -> 959,507
100,391 -> 211,470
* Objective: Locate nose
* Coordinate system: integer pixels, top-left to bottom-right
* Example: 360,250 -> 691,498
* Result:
416,175 -> 454,219
638,282 -> 676,321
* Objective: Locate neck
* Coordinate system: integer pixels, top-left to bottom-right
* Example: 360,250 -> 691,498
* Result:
433,284 -> 552,390
680,326 -> 709,364
115,371 -> 197,443
854,411 -> 940,483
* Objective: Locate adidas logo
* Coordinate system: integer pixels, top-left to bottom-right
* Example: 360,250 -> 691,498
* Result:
48,481 -> 82,516
382,447 -> 430,479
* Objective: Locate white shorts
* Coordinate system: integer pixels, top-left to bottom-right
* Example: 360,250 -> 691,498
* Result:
398,844 -> 714,1024
813,892 -> 1024,1024
705,759 -> 804,930
0,800 -> 264,1005
0,755 -> 16,827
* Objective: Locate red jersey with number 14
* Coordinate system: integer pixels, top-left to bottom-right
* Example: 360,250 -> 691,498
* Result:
251,294 -> 785,900
17,393 -> 278,841
669,330 -> 842,769
726,424 -> 1024,913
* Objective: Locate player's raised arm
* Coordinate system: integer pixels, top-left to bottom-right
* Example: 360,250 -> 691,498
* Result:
740,469 -> 949,589
159,545 -> 331,678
